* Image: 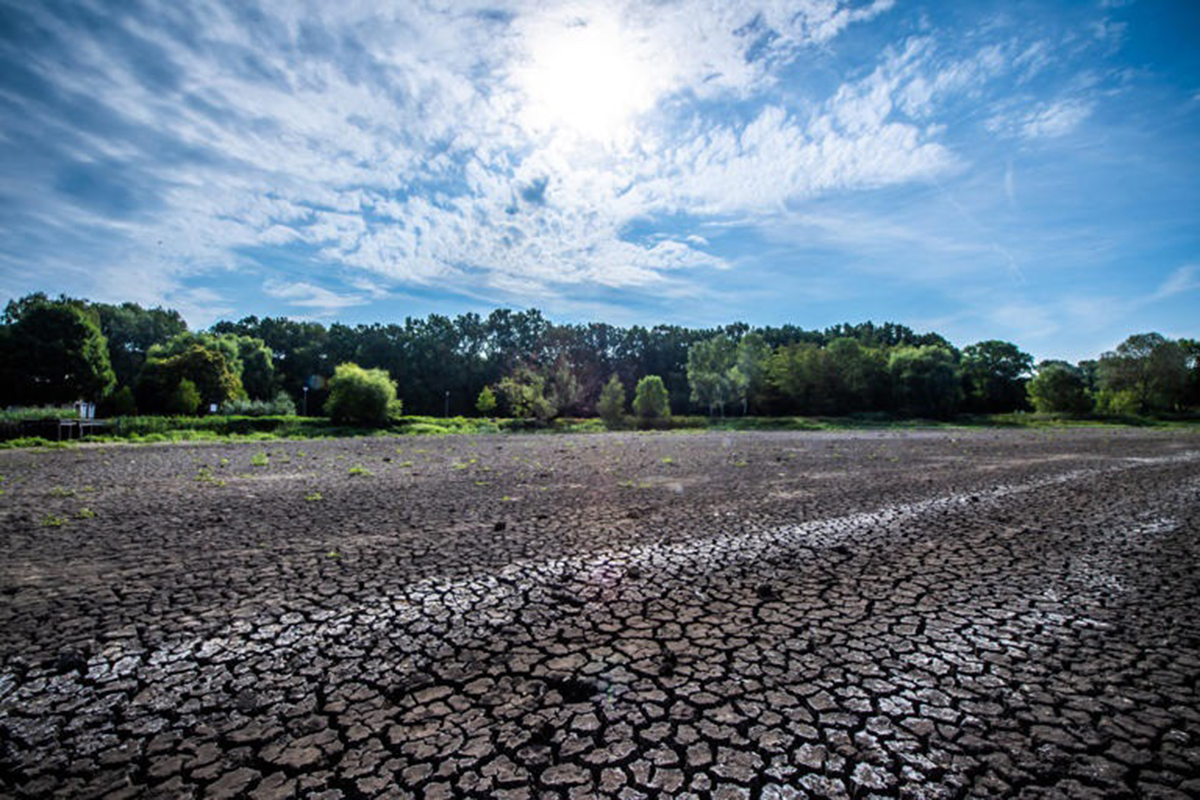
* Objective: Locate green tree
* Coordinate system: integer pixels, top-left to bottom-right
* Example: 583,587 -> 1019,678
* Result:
825,337 -> 889,412
961,340 -> 1034,413
94,301 -> 187,388
234,336 -> 277,400
597,374 -> 626,427
137,339 -> 242,412
734,333 -> 771,414
1097,333 -> 1189,413
168,379 -> 202,415
888,345 -> 961,418
767,342 -> 831,415
1027,361 -> 1092,414
633,375 -> 671,420
548,354 -> 584,416
496,365 -> 556,421
324,363 -> 397,426
476,385 -> 497,416
1181,338 -> 1200,409
2,300 -> 116,405
97,385 -> 138,417
687,334 -> 736,416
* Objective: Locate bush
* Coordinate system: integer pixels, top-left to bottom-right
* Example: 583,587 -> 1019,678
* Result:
633,375 -> 671,420
324,363 -> 397,427
220,391 -> 297,417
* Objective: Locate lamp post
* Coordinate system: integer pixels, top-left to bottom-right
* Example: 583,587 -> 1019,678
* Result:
444,390 -> 450,418
302,386 -> 309,416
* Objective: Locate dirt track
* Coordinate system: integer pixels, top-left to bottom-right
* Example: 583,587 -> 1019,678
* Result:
1,429 -> 1199,798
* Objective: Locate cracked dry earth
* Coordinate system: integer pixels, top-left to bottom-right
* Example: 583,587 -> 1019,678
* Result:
2,431 -> 1200,799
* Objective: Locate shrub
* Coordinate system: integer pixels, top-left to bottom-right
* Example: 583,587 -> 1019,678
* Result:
220,391 -> 297,417
633,375 -> 671,420
324,363 -> 397,427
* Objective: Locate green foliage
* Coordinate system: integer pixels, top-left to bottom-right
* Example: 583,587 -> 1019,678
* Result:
250,451 -> 269,467
1097,333 -> 1189,413
0,300 -> 116,405
1094,388 -> 1141,416
687,334 -> 736,415
94,300 -> 188,388
99,385 -> 138,417
168,379 -> 202,415
220,392 -> 297,417
961,340 -> 1033,413
734,332 -> 772,414
1028,361 -> 1092,414
324,362 -> 397,427
549,355 -> 584,416
633,375 -> 671,420
597,374 -> 626,427
888,345 -> 961,419
476,385 -> 497,415
496,365 -> 557,421
138,335 -> 243,412
235,336 -> 277,400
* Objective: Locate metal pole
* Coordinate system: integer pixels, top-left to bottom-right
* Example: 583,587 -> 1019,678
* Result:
303,386 -> 308,416
444,390 -> 450,418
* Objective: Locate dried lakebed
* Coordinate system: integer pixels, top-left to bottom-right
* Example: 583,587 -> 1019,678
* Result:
1,430 -> 1199,798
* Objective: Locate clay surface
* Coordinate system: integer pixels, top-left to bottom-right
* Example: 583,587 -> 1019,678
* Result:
1,429 -> 1199,797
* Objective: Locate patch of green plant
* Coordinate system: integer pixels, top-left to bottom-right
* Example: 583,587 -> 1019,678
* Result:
348,464 -> 372,476
48,486 -> 75,497
42,514 -> 68,527
326,550 -> 341,559
249,452 -> 269,467
661,457 -> 675,465
0,437 -> 72,450
194,467 -> 226,487
76,508 -> 96,519
305,491 -> 323,501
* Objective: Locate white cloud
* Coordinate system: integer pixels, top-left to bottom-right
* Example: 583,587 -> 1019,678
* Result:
262,279 -> 369,313
2,0 -> 1099,316
1151,265 -> 1200,301
987,99 -> 1093,140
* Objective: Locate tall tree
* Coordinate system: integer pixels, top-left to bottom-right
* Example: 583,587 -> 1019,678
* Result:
1,300 -> 116,405
961,340 -> 1034,413
1027,361 -> 1092,414
687,333 -> 737,416
94,301 -> 188,388
889,345 -> 961,418
1098,333 -> 1189,413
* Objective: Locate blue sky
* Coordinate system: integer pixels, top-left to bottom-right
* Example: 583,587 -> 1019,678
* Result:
1,0 -> 1197,362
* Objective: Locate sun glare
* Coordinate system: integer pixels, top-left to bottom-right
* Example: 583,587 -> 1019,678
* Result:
517,15 -> 659,145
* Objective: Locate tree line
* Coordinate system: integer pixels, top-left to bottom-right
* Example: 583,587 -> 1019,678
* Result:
1,292 -> 1197,420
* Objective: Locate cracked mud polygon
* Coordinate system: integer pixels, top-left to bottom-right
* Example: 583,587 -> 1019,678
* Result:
2,429 -> 1199,798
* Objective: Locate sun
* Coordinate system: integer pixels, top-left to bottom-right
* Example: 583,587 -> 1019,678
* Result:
516,13 -> 660,145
